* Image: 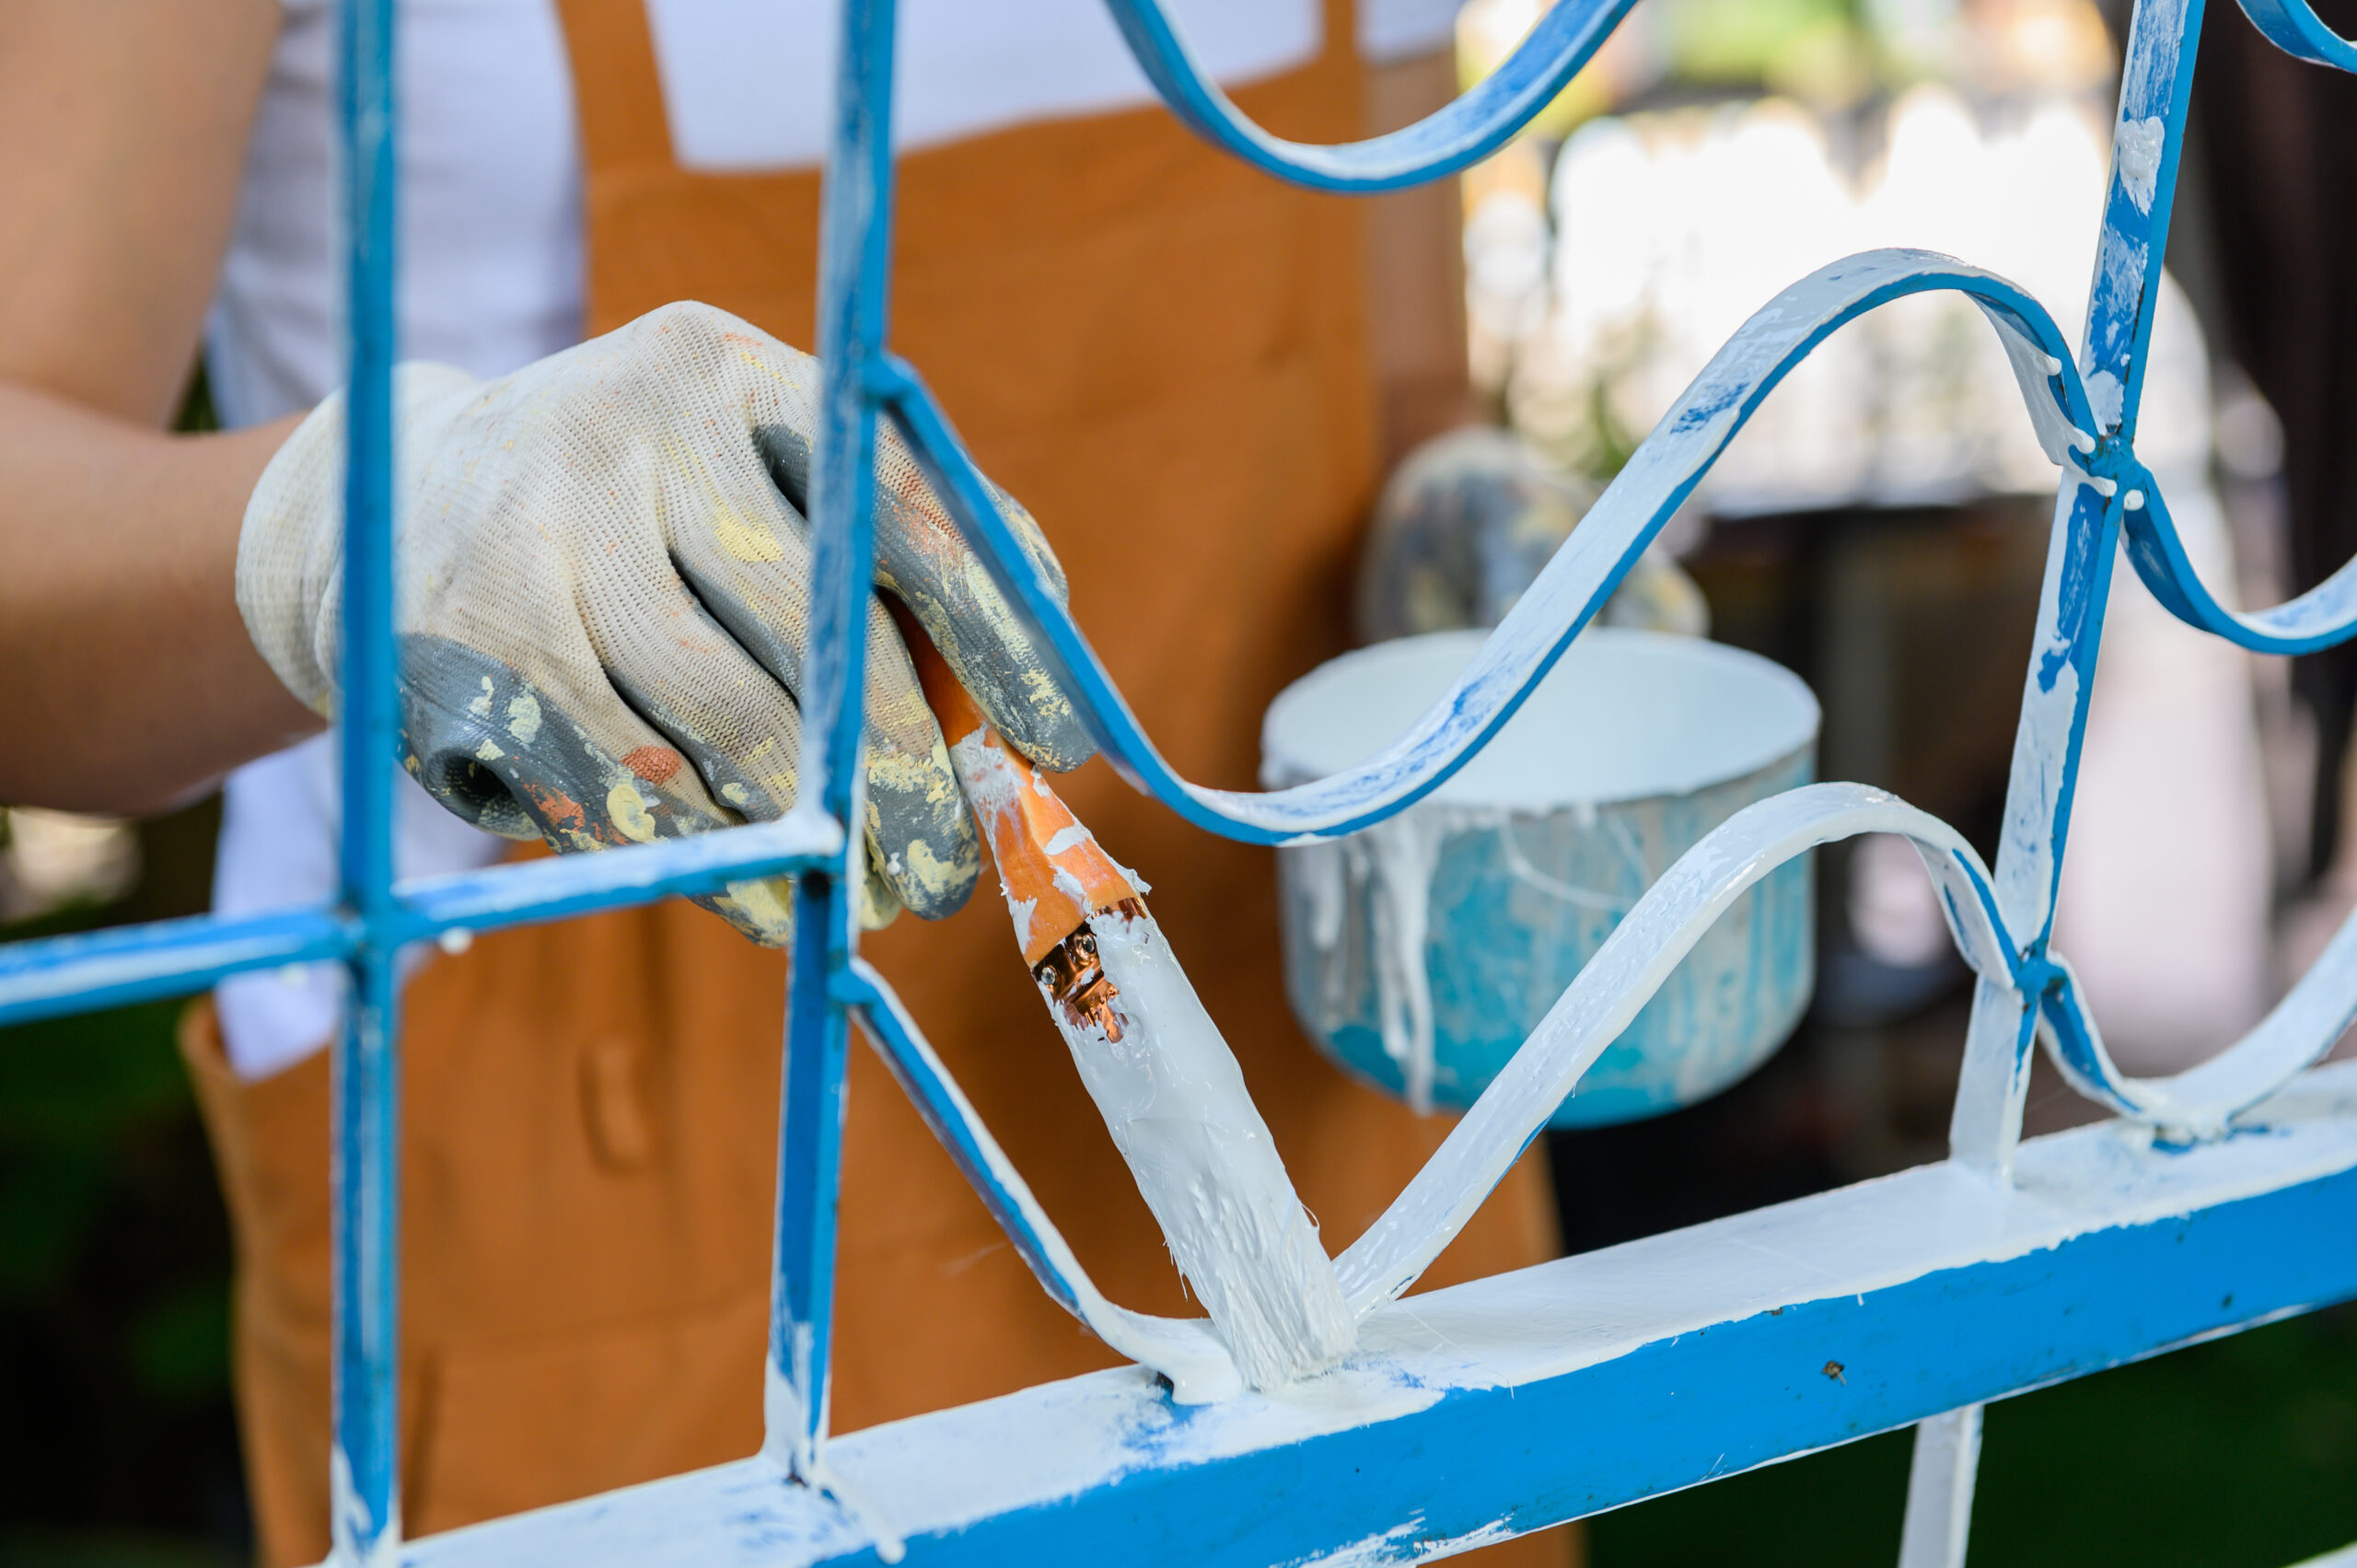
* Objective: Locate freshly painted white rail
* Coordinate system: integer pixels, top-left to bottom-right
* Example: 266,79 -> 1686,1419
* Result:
399,1060 -> 2357,1567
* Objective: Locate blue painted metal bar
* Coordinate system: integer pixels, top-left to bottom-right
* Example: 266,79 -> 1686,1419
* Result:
2119,468 -> 2357,654
2232,0 -> 2357,70
867,250 -> 2102,848
393,1061 -> 2357,1568
0,908 -> 355,1029
768,0 -> 897,1484
397,813 -> 841,940
1907,0 -> 2223,1548
331,0 -> 401,1558
0,819 -> 840,1032
842,959 -> 1248,1403
1100,0 -> 1638,192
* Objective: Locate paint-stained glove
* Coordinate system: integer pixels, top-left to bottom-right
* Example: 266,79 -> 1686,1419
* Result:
236,301 -> 1091,943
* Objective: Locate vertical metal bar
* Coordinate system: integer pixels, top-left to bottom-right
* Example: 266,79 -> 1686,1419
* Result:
1908,0 -> 2211,1552
331,0 -> 402,1562
1949,0 -> 2210,1176
766,0 -> 897,1482
1897,1405 -> 1984,1568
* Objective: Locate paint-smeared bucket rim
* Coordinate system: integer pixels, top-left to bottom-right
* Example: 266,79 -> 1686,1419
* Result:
1260,628 -> 1819,810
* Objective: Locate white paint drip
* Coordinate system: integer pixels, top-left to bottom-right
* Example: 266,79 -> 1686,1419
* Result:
1977,305 -> 2083,468
330,1442 -> 401,1568
764,1360 -> 909,1563
1297,1512 -> 1522,1567
1044,907 -> 1356,1388
1359,811 -> 1447,1115
1041,824 -> 1089,857
2084,368 -> 2126,433
2114,115 -> 2165,214
1300,802 -> 1643,1115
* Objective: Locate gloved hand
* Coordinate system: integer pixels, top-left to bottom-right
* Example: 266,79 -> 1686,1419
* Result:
236,301 -> 1092,944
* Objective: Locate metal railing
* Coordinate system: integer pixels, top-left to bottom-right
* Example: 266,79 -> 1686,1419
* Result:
5,0 -> 2357,1562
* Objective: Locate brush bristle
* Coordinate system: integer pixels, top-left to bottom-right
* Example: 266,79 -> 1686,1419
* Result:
1043,907 -> 1355,1387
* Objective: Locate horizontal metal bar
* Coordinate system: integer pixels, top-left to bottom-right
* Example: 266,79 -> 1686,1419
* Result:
395,810 -> 842,940
0,813 -> 842,1030
401,1060 -> 2357,1568
0,907 -> 355,1028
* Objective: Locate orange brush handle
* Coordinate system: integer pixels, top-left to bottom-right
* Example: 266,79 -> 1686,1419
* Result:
899,611 -> 1141,968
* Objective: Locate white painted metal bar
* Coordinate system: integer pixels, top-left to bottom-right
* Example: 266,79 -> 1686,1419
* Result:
2289,1546 -> 2357,1568
1897,1407 -> 1981,1568
394,1061 -> 2357,1567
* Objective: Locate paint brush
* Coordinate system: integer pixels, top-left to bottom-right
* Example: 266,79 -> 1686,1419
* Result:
900,619 -> 1355,1389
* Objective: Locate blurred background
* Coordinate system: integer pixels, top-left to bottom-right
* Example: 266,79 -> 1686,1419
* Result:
6,0 -> 2357,1561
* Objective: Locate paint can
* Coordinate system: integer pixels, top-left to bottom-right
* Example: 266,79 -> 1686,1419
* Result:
1261,628 -> 1820,1126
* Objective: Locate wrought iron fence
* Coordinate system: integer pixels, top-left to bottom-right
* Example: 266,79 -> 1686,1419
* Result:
4,0 -> 2356,1562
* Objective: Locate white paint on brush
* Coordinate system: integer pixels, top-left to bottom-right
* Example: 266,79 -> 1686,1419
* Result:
949,726 -> 1353,1387
1049,906 -> 1356,1388
951,732 -> 1025,829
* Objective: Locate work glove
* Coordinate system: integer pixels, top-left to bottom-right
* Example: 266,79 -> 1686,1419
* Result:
236,300 -> 1093,944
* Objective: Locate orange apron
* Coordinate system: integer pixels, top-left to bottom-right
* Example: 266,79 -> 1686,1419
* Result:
184,4 -> 1564,1562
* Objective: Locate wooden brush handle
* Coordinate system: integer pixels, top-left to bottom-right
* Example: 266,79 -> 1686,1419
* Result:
895,605 -> 1142,967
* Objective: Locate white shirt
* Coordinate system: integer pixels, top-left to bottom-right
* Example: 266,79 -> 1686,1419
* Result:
207,0 -> 1459,1080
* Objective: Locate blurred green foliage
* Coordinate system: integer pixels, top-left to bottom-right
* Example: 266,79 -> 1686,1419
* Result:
0,716 -> 247,1564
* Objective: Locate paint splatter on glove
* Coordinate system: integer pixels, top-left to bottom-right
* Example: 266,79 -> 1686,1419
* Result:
236,301 -> 1091,943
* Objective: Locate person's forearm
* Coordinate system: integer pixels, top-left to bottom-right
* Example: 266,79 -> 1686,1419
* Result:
0,380 -> 318,814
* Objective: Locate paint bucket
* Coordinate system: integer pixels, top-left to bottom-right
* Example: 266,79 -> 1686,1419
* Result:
1261,628 -> 1820,1127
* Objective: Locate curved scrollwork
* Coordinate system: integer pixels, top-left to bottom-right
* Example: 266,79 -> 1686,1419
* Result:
875,248 -> 2099,845
2233,0 -> 2357,70
2119,468 -> 2357,655
1097,0 -> 1640,192
1335,784 -> 2017,1313
825,0 -> 2357,1400
1105,0 -> 2351,196
844,784 -> 2021,1392
2038,914 -> 2357,1138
